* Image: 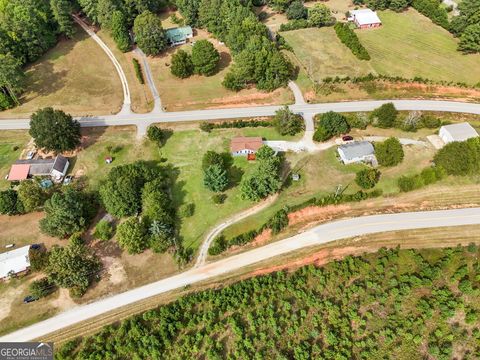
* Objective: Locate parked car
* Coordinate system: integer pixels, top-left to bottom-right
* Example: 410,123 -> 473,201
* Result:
30,244 -> 41,250
23,295 -> 38,304
26,150 -> 36,160
342,135 -> 354,141
63,175 -> 73,185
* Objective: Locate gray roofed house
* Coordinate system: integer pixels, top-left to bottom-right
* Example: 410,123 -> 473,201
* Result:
338,141 -> 376,165
165,26 -> 193,46
439,123 -> 479,144
13,155 -> 69,181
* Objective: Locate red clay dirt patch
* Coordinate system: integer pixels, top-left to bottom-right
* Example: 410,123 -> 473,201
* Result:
288,204 -> 351,226
251,246 -> 368,276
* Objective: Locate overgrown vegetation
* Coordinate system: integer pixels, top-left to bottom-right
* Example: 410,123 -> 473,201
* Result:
59,245 -> 480,359
313,111 -> 350,142
374,137 -> 404,167
398,166 -> 446,192
272,106 -> 304,136
199,119 -> 273,132
434,137 -> 480,175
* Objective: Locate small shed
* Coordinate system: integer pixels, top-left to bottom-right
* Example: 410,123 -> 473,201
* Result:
349,9 -> 382,29
338,141 -> 376,164
0,245 -> 31,279
231,137 -> 264,156
439,123 -> 479,144
51,155 -> 69,181
165,26 -> 194,46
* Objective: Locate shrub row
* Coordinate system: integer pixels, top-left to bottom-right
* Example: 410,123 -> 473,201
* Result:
209,189 -> 383,255
398,166 -> 446,192
200,119 -> 273,132
321,73 -> 478,90
333,23 -> 371,61
279,19 -> 311,31
132,59 -> 145,85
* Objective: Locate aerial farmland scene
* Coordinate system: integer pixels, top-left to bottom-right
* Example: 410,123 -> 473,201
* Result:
0,0 -> 480,358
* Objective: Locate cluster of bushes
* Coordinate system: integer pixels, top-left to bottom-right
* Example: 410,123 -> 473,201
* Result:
334,23 -> 371,61
375,137 -> 404,167
240,146 -> 283,201
99,161 -> 183,259
398,166 -> 446,192
210,189 -> 383,255
313,111 -> 350,142
171,40 -> 220,78
355,168 -> 381,189
359,0 -> 411,12
132,59 -> 144,84
202,150 -> 231,195
367,103 -> 441,132
175,0 -> 293,92
147,125 -> 170,147
200,119 -> 273,132
433,137 -> 480,175
272,106 -> 305,136
279,3 -> 335,31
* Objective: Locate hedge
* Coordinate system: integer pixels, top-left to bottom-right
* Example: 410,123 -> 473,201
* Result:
132,58 -> 145,84
334,23 -> 370,60
200,119 -> 273,132
398,166 -> 446,192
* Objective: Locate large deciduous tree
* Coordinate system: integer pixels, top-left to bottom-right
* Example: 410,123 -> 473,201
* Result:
116,217 -> 149,254
47,242 -> 101,297
313,111 -> 350,142
308,4 -> 333,27
133,11 -> 167,55
29,107 -> 81,153
375,137 -> 404,167
40,189 -> 96,238
17,180 -> 48,212
272,106 -> 305,136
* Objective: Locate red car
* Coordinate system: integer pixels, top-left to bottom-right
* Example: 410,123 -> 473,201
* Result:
342,135 -> 353,141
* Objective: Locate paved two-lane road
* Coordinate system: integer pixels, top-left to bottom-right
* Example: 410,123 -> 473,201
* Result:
2,100 -> 480,136
2,207 -> 480,342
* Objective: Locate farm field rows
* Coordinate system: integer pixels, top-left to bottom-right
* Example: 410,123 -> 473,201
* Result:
283,9 -> 480,101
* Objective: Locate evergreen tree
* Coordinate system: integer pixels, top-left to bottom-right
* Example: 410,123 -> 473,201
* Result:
50,0 -> 75,38
110,10 -> 131,52
191,40 -> 220,76
171,50 -> 194,78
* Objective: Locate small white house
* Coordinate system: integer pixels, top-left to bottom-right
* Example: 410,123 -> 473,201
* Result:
338,141 -> 376,164
0,245 -> 31,279
348,9 -> 382,29
439,123 -> 479,144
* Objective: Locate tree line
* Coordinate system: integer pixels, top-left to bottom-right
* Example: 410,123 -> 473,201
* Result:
57,245 -> 480,359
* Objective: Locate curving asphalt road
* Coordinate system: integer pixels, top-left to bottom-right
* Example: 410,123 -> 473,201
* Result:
2,207 -> 480,342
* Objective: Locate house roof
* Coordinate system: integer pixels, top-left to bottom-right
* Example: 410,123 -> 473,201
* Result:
338,141 -> 375,160
350,9 -> 381,25
440,123 -> 479,142
8,164 -> 30,181
231,137 -> 264,152
52,155 -> 69,173
0,245 -> 31,278
165,26 -> 193,43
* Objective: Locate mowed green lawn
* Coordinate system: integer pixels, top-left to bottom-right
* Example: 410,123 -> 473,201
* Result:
74,125 -> 295,250
282,27 -> 374,82
0,131 -> 31,190
284,9 -> 480,85
357,10 -> 480,84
